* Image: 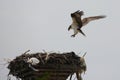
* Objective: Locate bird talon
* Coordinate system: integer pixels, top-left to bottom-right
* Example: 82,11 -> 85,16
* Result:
71,35 -> 75,37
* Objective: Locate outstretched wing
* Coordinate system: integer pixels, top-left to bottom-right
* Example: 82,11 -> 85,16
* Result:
71,11 -> 84,28
75,15 -> 83,27
82,15 -> 106,26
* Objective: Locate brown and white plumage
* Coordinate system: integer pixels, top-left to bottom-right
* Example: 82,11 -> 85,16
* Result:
82,15 -> 106,26
68,10 -> 106,37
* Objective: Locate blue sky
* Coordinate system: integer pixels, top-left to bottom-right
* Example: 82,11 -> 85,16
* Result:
0,0 -> 120,80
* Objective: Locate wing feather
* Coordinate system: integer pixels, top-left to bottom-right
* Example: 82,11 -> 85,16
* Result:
82,15 -> 106,26
71,12 -> 83,28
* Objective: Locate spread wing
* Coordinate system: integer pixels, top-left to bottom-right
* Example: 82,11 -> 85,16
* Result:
71,11 -> 84,28
75,15 -> 83,27
82,15 -> 106,26
71,17 -> 82,28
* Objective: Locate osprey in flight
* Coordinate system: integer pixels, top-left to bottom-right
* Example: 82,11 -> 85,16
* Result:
68,10 -> 106,37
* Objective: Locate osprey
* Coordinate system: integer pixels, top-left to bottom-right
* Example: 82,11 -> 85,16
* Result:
68,10 -> 106,37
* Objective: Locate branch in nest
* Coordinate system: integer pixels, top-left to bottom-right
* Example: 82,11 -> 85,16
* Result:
42,50 -> 50,62
23,50 -> 30,54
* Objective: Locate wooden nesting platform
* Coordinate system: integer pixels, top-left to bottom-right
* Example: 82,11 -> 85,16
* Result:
7,51 -> 86,80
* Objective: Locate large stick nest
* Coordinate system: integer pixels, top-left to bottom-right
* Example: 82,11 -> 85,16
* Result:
7,51 -> 87,80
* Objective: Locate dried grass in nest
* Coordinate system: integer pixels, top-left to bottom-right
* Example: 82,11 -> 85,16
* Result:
7,51 -> 86,80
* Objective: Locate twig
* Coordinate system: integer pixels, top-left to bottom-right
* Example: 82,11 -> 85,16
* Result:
23,50 -> 30,54
29,64 -> 39,71
42,50 -> 50,61
38,54 -> 44,64
82,52 -> 87,57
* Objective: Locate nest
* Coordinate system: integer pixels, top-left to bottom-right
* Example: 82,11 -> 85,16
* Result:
7,51 -> 86,80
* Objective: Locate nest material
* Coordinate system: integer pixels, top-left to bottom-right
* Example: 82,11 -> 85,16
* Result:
7,51 -> 86,80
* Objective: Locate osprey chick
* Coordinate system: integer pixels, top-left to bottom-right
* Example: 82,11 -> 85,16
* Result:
68,10 -> 106,37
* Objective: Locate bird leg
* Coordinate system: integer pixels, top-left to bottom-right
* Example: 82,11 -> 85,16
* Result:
78,29 -> 86,37
71,29 -> 79,37
71,34 -> 76,37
